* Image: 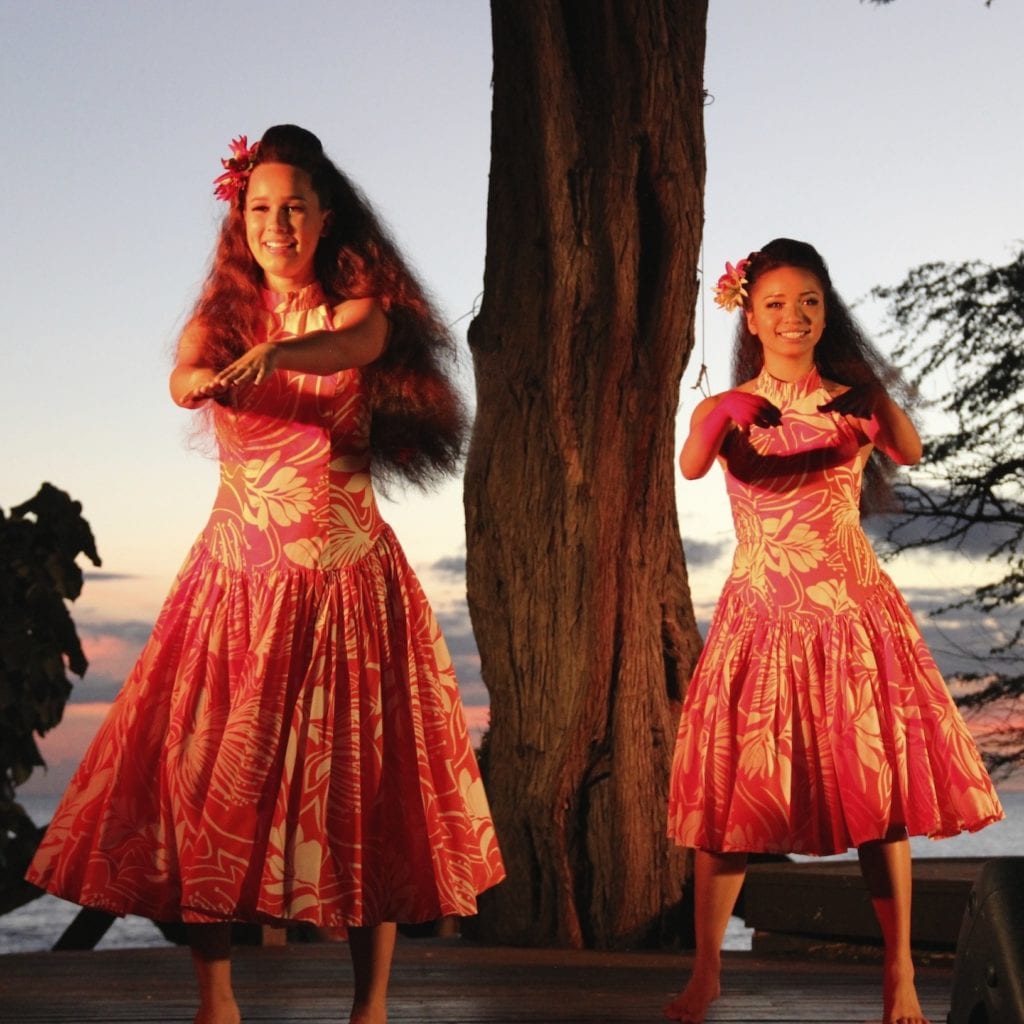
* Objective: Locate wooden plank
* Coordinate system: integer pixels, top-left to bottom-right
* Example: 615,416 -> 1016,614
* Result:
0,939 -> 955,1023
743,856 -> 987,949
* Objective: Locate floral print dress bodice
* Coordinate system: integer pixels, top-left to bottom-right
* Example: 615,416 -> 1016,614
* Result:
721,367 -> 879,619
205,283 -> 381,572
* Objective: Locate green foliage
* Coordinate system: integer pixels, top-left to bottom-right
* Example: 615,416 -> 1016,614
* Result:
0,483 -> 100,875
873,247 -> 1024,775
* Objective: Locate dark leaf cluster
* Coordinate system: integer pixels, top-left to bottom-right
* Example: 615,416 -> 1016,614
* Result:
873,247 -> 1024,774
0,483 -> 99,877
956,672 -> 1024,778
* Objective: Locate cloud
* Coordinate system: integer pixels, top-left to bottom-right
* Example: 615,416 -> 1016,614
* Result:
432,554 -> 467,578
898,584 -> 976,615
887,583 -> 1020,676
682,537 -> 732,568
80,619 -> 154,646
19,703 -> 111,798
865,484 -> 1020,558
65,619 -> 154,703
434,606 -> 488,709
435,606 -> 473,639
66,673 -> 128,705
463,704 -> 490,746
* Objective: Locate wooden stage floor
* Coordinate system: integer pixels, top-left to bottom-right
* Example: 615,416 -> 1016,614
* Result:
0,938 -> 955,1023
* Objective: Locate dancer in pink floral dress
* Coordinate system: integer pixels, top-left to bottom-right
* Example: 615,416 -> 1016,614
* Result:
28,124 -> 504,1024
664,239 -> 1002,1024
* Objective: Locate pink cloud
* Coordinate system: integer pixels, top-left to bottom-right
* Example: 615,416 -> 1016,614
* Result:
20,703 -> 111,797
463,704 -> 491,747
79,631 -> 144,682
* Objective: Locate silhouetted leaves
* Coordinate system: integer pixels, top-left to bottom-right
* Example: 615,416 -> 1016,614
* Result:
0,483 -> 100,875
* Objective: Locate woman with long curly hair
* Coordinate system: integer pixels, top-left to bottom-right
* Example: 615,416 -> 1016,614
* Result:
664,239 -> 1002,1024
28,124 -> 505,1024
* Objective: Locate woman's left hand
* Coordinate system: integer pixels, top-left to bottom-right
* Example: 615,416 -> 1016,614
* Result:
819,381 -> 922,464
212,342 -> 280,389
818,381 -> 884,420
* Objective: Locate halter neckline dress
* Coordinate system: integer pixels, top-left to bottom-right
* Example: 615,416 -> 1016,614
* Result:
28,283 -> 505,925
668,366 -> 1003,855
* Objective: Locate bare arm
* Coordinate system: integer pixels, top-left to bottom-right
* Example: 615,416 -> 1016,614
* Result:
867,393 -> 923,465
169,322 -> 221,408
173,298 -> 389,406
679,390 -> 782,480
216,297 -> 388,386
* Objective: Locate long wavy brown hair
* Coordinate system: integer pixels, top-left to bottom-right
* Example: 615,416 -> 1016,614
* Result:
186,123 -> 466,490
731,238 -> 916,514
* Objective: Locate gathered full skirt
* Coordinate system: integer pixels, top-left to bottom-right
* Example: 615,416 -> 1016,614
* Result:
668,367 -> 1003,855
668,580 -> 1003,855
28,527 -> 504,925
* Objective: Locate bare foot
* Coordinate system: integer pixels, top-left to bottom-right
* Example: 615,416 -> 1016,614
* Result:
193,1000 -> 241,1024
663,966 -> 721,1022
882,957 -> 930,1024
349,1002 -> 386,1024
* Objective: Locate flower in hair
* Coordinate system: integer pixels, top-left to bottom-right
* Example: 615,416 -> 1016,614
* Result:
213,135 -> 260,203
713,258 -> 751,312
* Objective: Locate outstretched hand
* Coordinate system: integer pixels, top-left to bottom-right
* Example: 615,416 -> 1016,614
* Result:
182,376 -> 234,407
177,344 -> 280,406
817,381 -> 884,419
718,390 -> 783,431
211,342 -> 280,389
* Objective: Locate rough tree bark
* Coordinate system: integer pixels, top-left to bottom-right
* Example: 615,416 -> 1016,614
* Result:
464,0 -> 708,948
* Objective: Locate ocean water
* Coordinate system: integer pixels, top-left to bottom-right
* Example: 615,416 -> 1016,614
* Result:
4,790 -> 1022,955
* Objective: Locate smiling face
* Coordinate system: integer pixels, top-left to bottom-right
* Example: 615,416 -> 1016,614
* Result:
243,162 -> 329,292
745,265 -> 826,376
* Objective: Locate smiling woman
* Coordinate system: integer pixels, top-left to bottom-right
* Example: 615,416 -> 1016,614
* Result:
243,163 -> 329,292
666,238 -> 1003,1024
743,266 -> 826,367
26,123 -> 504,1024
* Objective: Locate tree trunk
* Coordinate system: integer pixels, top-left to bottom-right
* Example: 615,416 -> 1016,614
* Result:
465,0 -> 708,948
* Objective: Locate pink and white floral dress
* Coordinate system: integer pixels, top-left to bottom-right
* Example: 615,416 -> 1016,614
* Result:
668,367 -> 1003,855
29,284 -> 505,925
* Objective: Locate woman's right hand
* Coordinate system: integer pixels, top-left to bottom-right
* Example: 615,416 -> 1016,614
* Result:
172,344 -> 279,407
179,370 -> 233,407
679,389 -> 781,480
171,364 -> 228,408
170,322 -> 234,408
715,390 -> 783,431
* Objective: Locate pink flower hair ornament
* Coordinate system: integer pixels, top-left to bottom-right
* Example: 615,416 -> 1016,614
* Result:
713,258 -> 751,313
213,135 -> 260,203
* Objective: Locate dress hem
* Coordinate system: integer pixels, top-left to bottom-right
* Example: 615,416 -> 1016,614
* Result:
667,809 -> 1006,857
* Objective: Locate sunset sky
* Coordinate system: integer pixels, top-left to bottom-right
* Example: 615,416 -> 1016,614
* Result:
2,0 -> 1021,796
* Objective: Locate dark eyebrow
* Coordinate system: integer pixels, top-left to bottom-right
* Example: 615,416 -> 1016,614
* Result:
762,290 -> 822,299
